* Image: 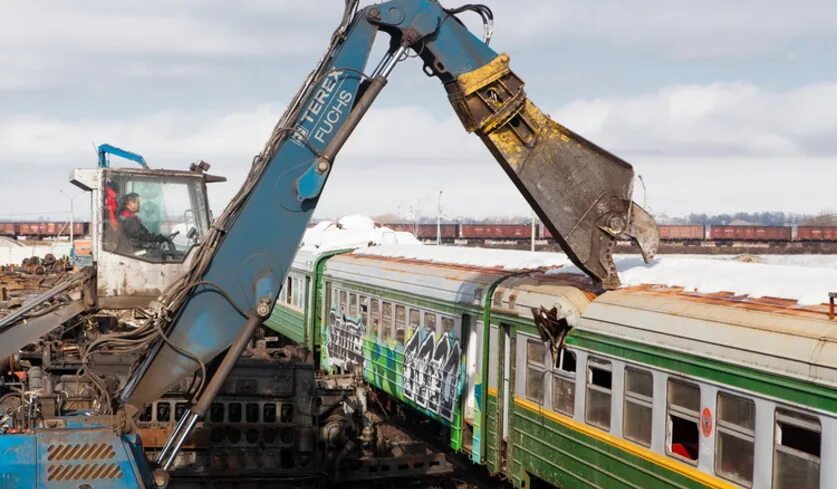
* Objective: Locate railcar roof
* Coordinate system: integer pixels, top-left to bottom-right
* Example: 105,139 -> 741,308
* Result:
326,252 -> 520,308
580,286 -> 837,389
353,245 -> 571,272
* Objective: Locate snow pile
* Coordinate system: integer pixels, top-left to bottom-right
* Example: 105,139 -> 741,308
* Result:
551,255 -> 837,305
300,214 -> 420,252
355,245 -> 572,271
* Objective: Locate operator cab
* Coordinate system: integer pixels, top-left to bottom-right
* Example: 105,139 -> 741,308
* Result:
101,169 -> 211,262
71,163 -> 224,307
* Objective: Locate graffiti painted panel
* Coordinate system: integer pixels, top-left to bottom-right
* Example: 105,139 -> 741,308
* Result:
323,292 -> 464,425
325,310 -> 365,372
402,328 -> 462,422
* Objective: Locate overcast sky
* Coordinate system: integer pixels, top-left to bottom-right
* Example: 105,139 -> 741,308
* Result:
1,0 -> 836,222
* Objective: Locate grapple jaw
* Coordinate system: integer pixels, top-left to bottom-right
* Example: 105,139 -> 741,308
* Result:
447,53 -> 659,289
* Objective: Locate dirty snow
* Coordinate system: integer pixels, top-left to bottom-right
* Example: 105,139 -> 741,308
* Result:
355,244 -> 572,270
300,214 -> 420,252
549,255 -> 837,306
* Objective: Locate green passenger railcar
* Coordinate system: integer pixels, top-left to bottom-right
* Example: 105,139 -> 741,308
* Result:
267,246 -> 836,489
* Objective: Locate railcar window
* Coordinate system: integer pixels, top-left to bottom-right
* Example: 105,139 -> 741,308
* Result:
209,402 -> 224,423
349,293 -> 358,317
263,403 -> 276,423
715,392 -> 755,486
551,349 -> 576,416
409,309 -> 420,330
624,368 -> 653,447
441,316 -> 455,336
228,403 -> 242,423
286,277 -> 293,305
175,402 -> 188,422
586,359 -> 612,430
369,299 -> 380,337
156,402 -> 171,422
382,302 -> 393,340
525,340 -> 546,403
773,409 -> 821,489
360,295 -> 368,326
280,404 -> 294,423
395,305 -> 406,344
246,403 -> 260,423
424,312 -> 437,332
667,379 -> 700,463
339,290 -> 347,315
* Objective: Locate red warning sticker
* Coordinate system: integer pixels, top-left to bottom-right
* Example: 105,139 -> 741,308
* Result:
701,407 -> 713,437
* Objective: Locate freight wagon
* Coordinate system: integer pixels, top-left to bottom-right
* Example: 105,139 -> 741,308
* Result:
0,221 -> 90,238
797,226 -> 837,241
710,225 -> 792,241
658,225 -> 706,241
267,245 -> 836,489
385,223 -> 458,240
460,224 -> 531,239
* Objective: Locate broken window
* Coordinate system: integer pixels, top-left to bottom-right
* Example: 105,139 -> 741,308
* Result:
667,379 -> 700,463
360,295 -> 368,326
286,277 -> 294,305
339,290 -> 347,314
624,368 -> 653,447
585,359 -> 612,430
551,349 -> 576,416
773,409 -> 821,489
369,299 -> 380,337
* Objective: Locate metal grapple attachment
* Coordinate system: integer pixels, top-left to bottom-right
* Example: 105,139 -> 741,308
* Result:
447,53 -> 659,289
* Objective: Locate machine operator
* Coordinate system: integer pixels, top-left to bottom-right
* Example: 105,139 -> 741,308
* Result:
119,193 -> 164,251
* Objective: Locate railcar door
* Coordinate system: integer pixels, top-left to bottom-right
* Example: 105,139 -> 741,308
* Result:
498,323 -> 513,472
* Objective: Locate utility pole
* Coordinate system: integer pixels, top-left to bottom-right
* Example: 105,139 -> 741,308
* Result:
637,174 -> 648,210
530,209 -> 536,252
436,190 -> 443,246
59,190 -> 83,258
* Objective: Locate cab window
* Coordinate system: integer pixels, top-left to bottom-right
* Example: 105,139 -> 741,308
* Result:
103,172 -> 209,262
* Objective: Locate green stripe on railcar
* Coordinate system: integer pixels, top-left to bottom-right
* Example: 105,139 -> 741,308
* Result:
510,398 -> 730,489
568,330 -> 837,413
265,304 -> 306,344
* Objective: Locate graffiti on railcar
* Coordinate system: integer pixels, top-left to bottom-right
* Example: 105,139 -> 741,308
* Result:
324,310 -> 365,371
324,288 -> 465,425
402,328 -> 462,422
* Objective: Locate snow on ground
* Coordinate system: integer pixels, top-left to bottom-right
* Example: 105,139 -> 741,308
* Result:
549,255 -> 837,305
314,216 -> 836,305
355,244 -> 572,270
625,253 -> 837,269
300,215 -> 420,252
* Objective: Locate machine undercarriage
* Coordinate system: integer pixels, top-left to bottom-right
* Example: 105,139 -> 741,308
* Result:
0,289 -> 458,488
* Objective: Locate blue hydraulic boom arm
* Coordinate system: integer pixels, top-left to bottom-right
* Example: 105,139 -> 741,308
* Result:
97,143 -> 148,168
17,2 -> 659,486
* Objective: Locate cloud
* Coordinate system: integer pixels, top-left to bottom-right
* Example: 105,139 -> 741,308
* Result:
554,82 -> 837,156
1,80 -> 835,220
494,0 -> 837,59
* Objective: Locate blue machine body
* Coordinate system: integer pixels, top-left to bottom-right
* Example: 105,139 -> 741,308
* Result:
0,418 -> 151,489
